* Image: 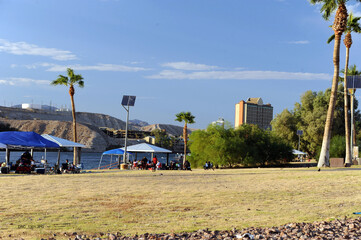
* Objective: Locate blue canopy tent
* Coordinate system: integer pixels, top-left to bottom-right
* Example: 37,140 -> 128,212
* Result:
98,148 -> 131,169
0,131 -> 60,167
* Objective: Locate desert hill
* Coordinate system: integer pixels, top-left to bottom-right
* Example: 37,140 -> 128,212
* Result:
0,106 -> 195,152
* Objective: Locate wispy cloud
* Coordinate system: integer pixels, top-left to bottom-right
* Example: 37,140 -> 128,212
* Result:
24,63 -> 150,72
0,77 -> 51,86
147,70 -> 331,81
287,40 -> 310,45
0,39 -> 77,61
347,3 -> 361,17
162,62 -> 219,71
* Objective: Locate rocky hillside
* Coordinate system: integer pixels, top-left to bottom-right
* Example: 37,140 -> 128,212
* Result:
0,119 -> 142,152
0,106 -> 196,152
0,106 -> 136,130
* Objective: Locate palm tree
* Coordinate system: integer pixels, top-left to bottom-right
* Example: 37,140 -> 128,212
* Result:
175,112 -> 195,166
328,12 -> 361,165
343,65 -> 361,148
310,0 -> 349,168
52,68 -> 84,165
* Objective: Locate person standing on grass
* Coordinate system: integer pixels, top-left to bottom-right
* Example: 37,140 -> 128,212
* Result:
153,155 -> 158,168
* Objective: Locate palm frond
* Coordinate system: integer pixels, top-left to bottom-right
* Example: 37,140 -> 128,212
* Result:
327,34 -> 335,43
51,75 -> 69,86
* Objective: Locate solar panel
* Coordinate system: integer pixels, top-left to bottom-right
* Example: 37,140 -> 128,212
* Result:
346,76 -> 361,89
121,95 -> 136,106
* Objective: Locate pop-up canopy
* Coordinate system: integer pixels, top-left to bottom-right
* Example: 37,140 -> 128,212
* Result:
0,131 -> 60,149
41,134 -> 86,148
120,143 -> 172,153
0,131 -> 60,167
102,148 -> 125,155
98,148 -> 130,169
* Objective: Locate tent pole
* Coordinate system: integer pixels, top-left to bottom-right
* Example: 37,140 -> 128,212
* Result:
110,155 -> 113,168
167,153 -> 169,166
5,147 -> 9,167
77,147 -> 81,165
30,148 -> 34,158
44,148 -> 47,160
57,150 -> 61,168
98,155 -> 103,169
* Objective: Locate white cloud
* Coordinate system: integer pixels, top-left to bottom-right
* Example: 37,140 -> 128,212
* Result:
347,3 -> 361,18
0,39 -> 77,61
0,77 -> 51,86
24,63 -> 150,72
162,62 -> 219,71
147,70 -> 331,81
287,40 -> 310,45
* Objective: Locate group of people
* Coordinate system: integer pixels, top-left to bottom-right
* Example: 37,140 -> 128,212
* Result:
132,156 -> 163,170
204,161 -> 214,170
131,156 -> 192,171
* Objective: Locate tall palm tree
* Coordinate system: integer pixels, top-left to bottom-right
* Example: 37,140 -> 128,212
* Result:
175,112 -> 195,166
328,12 -> 361,165
310,0 -> 349,168
52,68 -> 84,165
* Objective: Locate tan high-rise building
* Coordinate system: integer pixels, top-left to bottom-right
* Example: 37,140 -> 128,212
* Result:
235,98 -> 273,130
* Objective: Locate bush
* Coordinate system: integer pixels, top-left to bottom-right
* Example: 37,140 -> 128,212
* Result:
188,124 -> 293,168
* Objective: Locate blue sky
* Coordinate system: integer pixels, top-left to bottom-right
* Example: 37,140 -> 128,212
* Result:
0,1 -> 361,129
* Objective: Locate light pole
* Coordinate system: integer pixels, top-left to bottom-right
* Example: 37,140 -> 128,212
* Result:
297,130 -> 303,151
121,95 -> 136,168
350,89 -> 354,161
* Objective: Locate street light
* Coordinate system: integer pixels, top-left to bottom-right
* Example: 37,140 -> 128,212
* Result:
121,95 -> 136,168
346,76 -> 361,162
297,130 -> 303,151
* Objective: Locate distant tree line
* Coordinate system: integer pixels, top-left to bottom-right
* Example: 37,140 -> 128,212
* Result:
188,124 -> 293,168
271,84 -> 361,158
0,123 -> 17,132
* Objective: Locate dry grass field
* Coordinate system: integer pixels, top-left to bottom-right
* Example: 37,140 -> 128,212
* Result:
1,167 -> 361,239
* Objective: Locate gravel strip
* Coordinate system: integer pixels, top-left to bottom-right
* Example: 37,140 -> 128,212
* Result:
24,217 -> 361,240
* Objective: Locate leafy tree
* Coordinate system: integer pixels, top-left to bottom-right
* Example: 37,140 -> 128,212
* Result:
272,85 -> 361,158
189,124 -> 293,168
0,123 -> 17,132
310,0 -> 349,167
51,68 -> 84,165
151,129 -> 173,150
329,135 -> 346,158
175,112 -> 195,165
271,109 -> 299,149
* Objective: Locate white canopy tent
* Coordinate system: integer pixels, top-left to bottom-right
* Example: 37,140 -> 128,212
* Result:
121,143 -> 172,166
121,143 -> 172,153
41,134 -> 86,148
41,134 -> 86,168
292,149 -> 307,155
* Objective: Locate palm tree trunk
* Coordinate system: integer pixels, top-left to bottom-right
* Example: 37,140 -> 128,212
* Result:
183,123 -> 187,166
344,46 -> 351,165
69,86 -> 78,166
318,33 -> 342,168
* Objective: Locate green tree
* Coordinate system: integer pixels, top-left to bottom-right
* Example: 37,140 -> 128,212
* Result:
189,124 -> 293,168
328,12 -> 361,164
51,68 -> 84,165
310,0 -> 348,167
175,112 -> 195,165
272,86 -> 354,158
151,129 -> 173,150
0,122 -> 17,132
271,109 -> 299,149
